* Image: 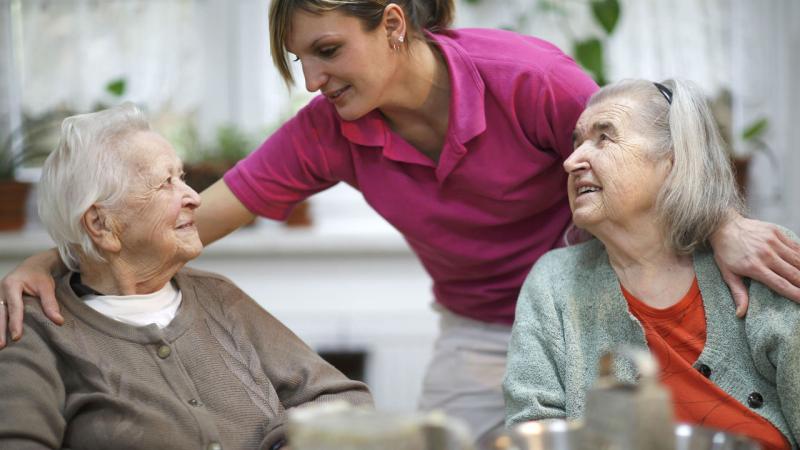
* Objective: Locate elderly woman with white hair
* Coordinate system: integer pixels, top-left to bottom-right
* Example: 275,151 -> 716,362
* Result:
0,103 -> 372,450
503,79 -> 800,450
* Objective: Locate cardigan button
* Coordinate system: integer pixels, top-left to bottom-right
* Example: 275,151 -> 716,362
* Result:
697,364 -> 712,378
207,442 -> 222,450
188,398 -> 203,407
157,344 -> 171,359
747,392 -> 764,409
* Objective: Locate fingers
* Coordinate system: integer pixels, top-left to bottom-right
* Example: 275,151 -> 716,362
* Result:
40,288 -> 64,326
719,267 -> 749,318
762,256 -> 800,302
0,299 -> 6,348
6,293 -> 24,343
0,278 -> 24,348
773,231 -> 800,280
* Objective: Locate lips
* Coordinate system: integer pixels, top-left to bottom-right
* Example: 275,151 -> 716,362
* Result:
575,180 -> 602,197
325,85 -> 350,101
175,221 -> 194,230
578,186 -> 601,196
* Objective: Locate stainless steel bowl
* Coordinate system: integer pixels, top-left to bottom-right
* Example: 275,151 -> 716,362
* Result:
479,420 -> 762,450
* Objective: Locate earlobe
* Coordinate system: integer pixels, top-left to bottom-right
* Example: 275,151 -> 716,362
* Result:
82,206 -> 122,253
382,3 -> 407,43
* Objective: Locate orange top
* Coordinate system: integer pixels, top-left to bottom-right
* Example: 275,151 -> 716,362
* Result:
622,278 -> 789,450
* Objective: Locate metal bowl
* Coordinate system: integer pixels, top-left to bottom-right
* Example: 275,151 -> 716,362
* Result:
479,420 -> 762,450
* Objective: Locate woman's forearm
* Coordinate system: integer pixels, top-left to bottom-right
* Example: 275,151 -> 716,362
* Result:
196,179 -> 257,247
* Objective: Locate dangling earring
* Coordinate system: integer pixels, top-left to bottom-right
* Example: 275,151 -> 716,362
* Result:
392,34 -> 405,52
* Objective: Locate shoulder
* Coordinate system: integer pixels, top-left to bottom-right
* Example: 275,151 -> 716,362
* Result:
444,28 -> 569,70
520,239 -> 607,307
175,267 -> 279,322
175,267 -> 251,309
532,239 -> 607,279
176,266 -> 238,288
444,28 -> 593,86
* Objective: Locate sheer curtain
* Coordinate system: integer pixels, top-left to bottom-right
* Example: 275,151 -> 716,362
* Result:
459,0 -> 799,232
2,0 -> 798,231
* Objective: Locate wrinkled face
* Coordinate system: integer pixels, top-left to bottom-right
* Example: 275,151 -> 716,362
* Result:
286,9 -> 398,121
564,97 -> 672,234
114,131 -> 202,268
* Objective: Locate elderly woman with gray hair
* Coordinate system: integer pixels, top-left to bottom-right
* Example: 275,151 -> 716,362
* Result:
0,103 -> 372,450
503,79 -> 799,450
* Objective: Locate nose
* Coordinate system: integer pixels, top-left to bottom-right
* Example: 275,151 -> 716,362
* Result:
181,182 -> 202,210
302,60 -> 329,93
563,143 -> 590,174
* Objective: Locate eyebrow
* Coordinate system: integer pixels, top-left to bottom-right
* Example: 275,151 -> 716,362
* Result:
291,33 -> 337,55
573,120 -> 619,144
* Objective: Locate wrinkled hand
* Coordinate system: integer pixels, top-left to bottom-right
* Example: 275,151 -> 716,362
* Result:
711,216 -> 800,317
0,251 -> 64,348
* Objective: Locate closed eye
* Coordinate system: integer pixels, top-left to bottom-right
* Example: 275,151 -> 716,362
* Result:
317,45 -> 339,58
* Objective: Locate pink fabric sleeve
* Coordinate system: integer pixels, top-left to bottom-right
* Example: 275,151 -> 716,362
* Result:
523,55 -> 598,161
223,98 -> 343,221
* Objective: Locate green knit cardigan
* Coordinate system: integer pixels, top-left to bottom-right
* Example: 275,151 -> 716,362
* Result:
503,238 -> 800,448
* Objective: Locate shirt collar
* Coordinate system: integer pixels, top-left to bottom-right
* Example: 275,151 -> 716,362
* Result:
340,30 -> 486,147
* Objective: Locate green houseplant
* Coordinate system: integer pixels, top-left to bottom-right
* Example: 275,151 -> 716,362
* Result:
0,108 -> 74,230
0,78 -> 127,230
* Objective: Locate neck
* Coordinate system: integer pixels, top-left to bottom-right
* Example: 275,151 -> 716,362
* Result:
593,220 -> 695,309
379,38 -> 450,136
79,256 -> 181,296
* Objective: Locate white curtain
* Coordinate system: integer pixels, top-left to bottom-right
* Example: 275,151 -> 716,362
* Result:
2,0 -> 798,231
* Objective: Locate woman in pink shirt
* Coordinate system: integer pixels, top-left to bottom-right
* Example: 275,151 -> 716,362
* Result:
3,0 -> 800,440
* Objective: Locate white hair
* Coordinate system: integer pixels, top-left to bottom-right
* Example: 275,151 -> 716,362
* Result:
587,79 -> 743,254
38,102 -> 151,271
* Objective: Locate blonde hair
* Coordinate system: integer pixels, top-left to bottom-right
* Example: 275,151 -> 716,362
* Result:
269,0 -> 454,85
38,102 -> 150,271
588,79 -> 743,254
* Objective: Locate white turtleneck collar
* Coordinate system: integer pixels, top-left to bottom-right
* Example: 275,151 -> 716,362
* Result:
81,280 -> 182,329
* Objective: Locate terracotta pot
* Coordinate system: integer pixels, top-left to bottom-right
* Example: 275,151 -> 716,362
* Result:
0,180 -> 31,231
184,161 -> 229,194
285,201 -> 312,227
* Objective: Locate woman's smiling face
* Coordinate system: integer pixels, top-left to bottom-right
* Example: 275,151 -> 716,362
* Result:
285,9 -> 400,121
563,96 -> 673,235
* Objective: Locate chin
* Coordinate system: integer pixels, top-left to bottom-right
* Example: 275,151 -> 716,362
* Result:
178,237 -> 204,262
334,102 -> 371,122
571,213 -> 601,230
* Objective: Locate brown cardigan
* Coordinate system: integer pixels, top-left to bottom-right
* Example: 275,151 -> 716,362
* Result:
0,267 -> 372,450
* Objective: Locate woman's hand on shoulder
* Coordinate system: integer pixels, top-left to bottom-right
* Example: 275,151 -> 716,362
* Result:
0,249 -> 65,348
710,214 -> 800,317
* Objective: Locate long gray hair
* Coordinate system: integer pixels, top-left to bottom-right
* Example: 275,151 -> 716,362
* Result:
587,79 -> 743,254
38,102 -> 150,271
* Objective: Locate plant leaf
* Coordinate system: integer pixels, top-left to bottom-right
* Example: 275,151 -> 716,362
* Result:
741,117 -> 769,141
591,0 -> 621,35
106,78 -> 126,97
573,38 -> 607,86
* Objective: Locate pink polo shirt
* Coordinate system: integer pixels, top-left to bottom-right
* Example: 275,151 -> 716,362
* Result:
224,28 -> 598,324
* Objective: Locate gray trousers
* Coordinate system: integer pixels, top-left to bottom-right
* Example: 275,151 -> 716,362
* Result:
418,305 -> 512,441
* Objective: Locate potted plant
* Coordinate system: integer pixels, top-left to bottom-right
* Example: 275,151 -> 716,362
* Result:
183,123 -> 313,228
0,108 -> 74,231
709,89 -> 774,199
0,78 -> 128,231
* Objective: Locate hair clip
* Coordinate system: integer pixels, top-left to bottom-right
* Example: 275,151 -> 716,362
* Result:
653,82 -> 673,105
